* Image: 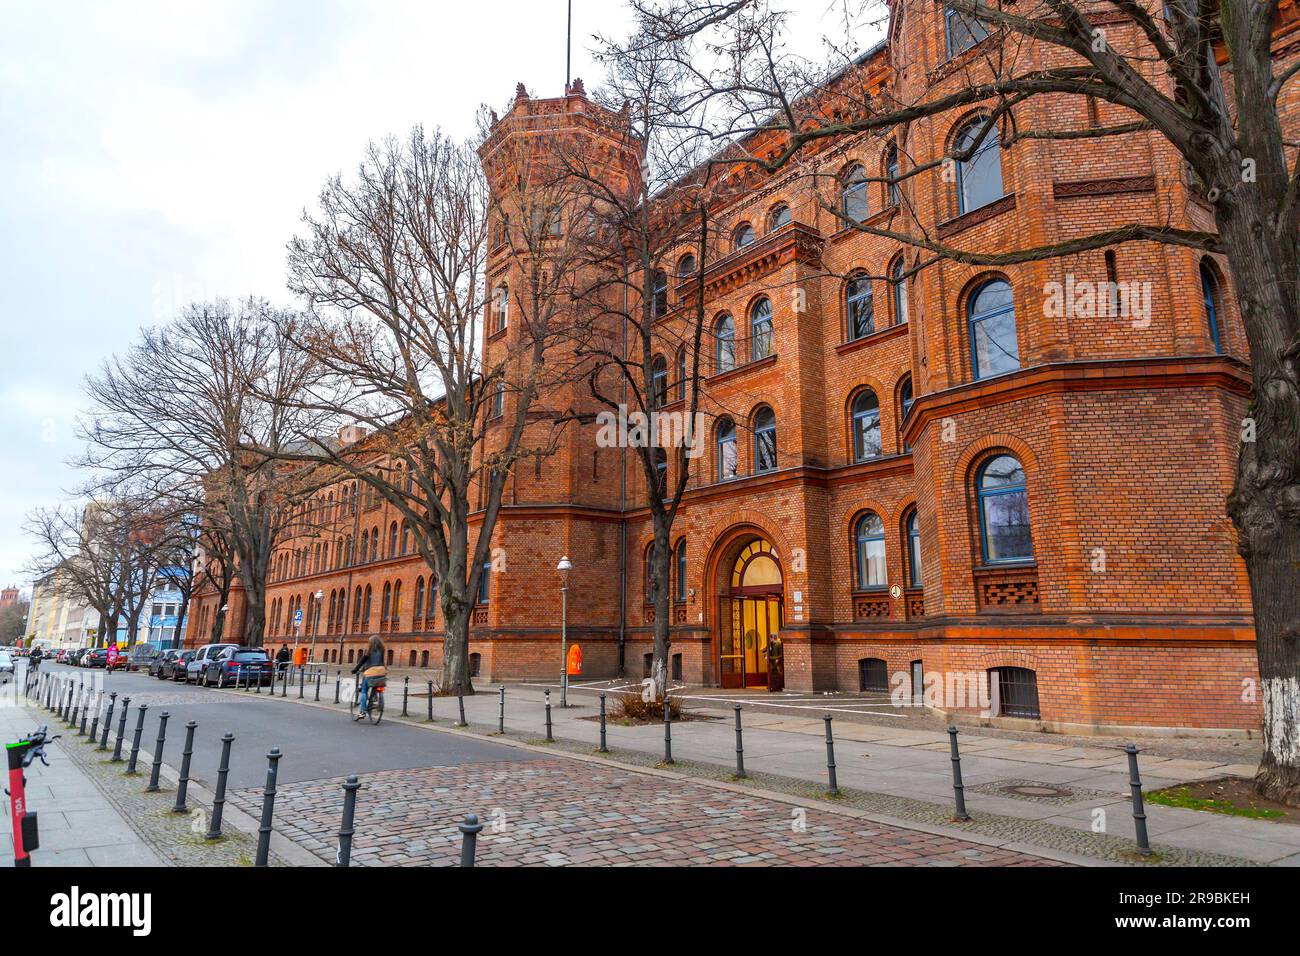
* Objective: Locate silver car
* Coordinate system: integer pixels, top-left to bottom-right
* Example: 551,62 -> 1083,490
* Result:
0,651 -> 13,682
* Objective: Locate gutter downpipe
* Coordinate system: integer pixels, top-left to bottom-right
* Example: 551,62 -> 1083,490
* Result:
617,249 -> 629,678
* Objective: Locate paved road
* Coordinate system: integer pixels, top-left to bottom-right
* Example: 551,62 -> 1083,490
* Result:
26,662 -> 533,789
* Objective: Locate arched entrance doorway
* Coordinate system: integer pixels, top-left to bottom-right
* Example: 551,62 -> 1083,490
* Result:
717,538 -> 784,689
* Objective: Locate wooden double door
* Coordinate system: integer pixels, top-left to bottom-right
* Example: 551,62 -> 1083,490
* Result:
718,594 -> 783,689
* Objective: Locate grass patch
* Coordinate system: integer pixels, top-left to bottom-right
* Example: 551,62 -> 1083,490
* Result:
1146,786 -> 1284,820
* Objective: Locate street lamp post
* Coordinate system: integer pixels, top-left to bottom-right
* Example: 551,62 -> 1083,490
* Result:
309,590 -> 323,664
556,556 -> 572,708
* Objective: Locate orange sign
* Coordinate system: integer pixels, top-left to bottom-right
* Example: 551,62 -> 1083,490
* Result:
566,643 -> 583,676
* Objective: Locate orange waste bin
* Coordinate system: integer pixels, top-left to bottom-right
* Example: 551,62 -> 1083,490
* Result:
566,643 -> 583,676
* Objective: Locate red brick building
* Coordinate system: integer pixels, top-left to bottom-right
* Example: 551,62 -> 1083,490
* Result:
191,4 -> 1268,733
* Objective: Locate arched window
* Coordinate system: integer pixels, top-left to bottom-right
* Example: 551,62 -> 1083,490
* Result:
495,285 -> 510,333
427,575 -> 438,622
414,577 -> 425,626
675,539 -> 687,602
885,144 -> 901,206
345,535 -> 353,567
477,560 -> 491,605
716,418 -> 738,481
337,590 -> 346,632
353,587 -> 362,629
991,666 -> 1040,718
977,454 -> 1033,562
714,314 -> 736,373
327,591 -> 336,633
906,509 -> 923,587
750,297 -> 773,360
846,275 -> 874,340
388,522 -> 398,557
768,203 -> 791,231
381,582 -> 391,626
350,482 -> 358,514
969,279 -> 1019,379
855,512 -> 887,589
651,269 -> 669,320
651,355 -> 668,409
401,522 -> 410,556
891,257 -> 908,325
677,253 -> 697,277
1201,260 -> 1224,353
734,222 -> 755,249
754,406 -> 777,473
644,542 -> 658,602
676,349 -> 687,403
954,118 -> 1002,214
653,447 -> 668,498
491,380 -> 505,418
842,164 -> 869,223
859,657 -> 889,693
899,375 -> 915,452
946,5 -> 990,58
362,585 -> 372,626
851,389 -> 882,461
392,580 -> 402,625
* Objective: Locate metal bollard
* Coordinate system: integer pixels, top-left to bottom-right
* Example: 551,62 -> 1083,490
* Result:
99,692 -> 117,750
254,748 -> 282,867
315,670 -> 321,701
206,733 -> 235,839
298,667 -> 305,699
544,689 -> 553,741
458,813 -> 483,867
402,676 -> 409,717
734,705 -> 746,778
112,696 -> 132,761
663,699 -> 674,765
947,725 -> 971,821
498,686 -> 506,734
126,704 -> 149,774
598,693 -> 608,753
428,681 -> 434,722
78,687 -> 90,737
823,715 -> 838,795
335,671 -> 341,704
1125,744 -> 1152,857
457,691 -> 467,727
147,712 -> 170,792
336,775 -> 361,867
69,679 -> 81,727
87,690 -> 102,741
173,721 -> 197,813
281,666 -> 287,697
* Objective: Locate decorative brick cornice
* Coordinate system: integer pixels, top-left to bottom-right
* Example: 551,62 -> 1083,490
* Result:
1053,175 -> 1156,200
679,222 -> 824,299
936,193 -> 1016,239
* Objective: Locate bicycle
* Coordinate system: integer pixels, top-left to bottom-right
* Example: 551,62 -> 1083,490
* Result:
350,679 -> 385,725
6,725 -> 60,867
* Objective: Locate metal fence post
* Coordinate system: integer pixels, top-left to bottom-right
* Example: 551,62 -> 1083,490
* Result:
173,721 -> 197,813
497,686 -> 505,734
112,696 -> 132,762
663,698 -> 674,765
126,703 -> 149,774
315,670 -> 321,701
98,692 -> 116,750
1125,743 -> 1152,857
336,775 -> 360,867
456,691 -> 467,728
428,681 -> 434,721
147,712 -> 169,792
823,715 -> 838,795
254,748 -> 282,867
206,733 -> 234,839
947,725 -> 972,821
544,689 -> 553,741
734,705 -> 746,778
598,693 -> 608,753
458,813 -> 483,867
335,671 -> 341,704
402,676 -> 409,717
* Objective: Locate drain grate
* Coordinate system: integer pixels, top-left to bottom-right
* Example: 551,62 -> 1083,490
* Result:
1004,784 -> 1073,798
971,778 -> 1116,804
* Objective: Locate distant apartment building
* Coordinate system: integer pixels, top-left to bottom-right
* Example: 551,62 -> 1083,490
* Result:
25,571 -> 96,650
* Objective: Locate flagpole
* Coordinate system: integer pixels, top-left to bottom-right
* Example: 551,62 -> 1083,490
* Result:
566,0 -> 572,90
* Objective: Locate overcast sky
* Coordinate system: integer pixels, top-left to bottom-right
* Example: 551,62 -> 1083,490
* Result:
0,0 -> 878,592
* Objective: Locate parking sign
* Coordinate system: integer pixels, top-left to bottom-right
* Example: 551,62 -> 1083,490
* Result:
292,609 -> 303,628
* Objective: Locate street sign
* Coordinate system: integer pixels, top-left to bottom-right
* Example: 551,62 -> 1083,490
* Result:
292,609 -> 304,628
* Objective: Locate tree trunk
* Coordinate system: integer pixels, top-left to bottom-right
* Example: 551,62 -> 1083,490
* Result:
650,524 -> 672,701
1218,203 -> 1300,805
441,593 -> 473,696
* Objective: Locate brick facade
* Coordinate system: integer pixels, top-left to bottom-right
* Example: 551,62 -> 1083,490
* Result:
191,3 -> 1272,733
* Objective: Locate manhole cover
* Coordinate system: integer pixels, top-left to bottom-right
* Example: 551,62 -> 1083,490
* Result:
1003,784 -> 1073,798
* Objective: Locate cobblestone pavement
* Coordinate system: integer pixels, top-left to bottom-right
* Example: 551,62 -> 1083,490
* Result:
57,716 -> 282,867
230,758 -> 1063,867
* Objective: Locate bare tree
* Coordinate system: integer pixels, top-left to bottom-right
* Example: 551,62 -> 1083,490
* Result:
274,126 -> 586,695
637,0 -> 1300,802
81,300 -> 321,646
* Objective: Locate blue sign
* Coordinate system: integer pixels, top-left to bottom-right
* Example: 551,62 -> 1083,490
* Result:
292,609 -> 304,627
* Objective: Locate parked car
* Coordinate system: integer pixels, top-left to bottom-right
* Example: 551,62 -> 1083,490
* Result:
82,648 -> 109,668
65,648 -> 85,667
149,649 -> 178,678
0,651 -> 13,677
163,650 -> 195,681
185,643 -> 238,684
126,644 -> 161,672
200,646 -> 273,688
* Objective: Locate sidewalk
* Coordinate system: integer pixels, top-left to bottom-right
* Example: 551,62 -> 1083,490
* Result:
1,697 -> 165,866
262,674 -> 1300,866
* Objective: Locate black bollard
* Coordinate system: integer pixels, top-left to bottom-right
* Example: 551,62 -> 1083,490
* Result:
112,696 -> 132,762
87,690 -> 102,741
69,679 -> 81,727
663,698 -> 674,765
428,681 -> 434,722
734,705 -> 746,778
402,676 -> 409,717
254,748 -> 282,867
315,670 -> 321,701
336,775 -> 361,867
173,721 -> 197,813
298,667 -> 305,699
281,665 -> 287,697
544,689 -> 553,742
147,712 -> 170,792
126,703 -> 149,774
1125,744 -> 1152,857
458,813 -> 484,867
99,692 -> 117,750
457,691 -> 467,728
498,687 -> 505,734
598,693 -> 608,753
947,725 -> 971,821
335,671 -> 341,704
823,715 -> 838,795
206,733 -> 235,839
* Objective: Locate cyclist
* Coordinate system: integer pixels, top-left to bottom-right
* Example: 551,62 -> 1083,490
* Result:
351,635 -> 387,720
